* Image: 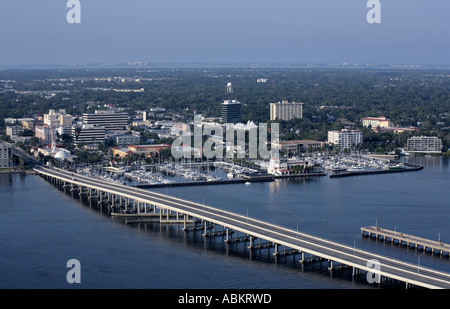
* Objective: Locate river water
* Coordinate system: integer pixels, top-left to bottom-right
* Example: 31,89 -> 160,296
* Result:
0,155 -> 449,289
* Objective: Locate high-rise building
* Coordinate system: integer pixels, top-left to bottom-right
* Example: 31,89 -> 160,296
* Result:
221,100 -> 241,124
72,124 -> 106,145
270,101 -> 303,121
0,142 -> 13,168
327,129 -> 363,150
407,136 -> 442,153
82,110 -> 128,131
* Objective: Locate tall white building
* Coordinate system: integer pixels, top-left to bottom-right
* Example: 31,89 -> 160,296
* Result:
327,129 -> 363,150
407,136 -> 442,153
44,109 -> 73,127
270,101 -> 303,121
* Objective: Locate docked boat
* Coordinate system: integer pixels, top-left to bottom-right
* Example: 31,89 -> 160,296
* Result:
389,163 -> 406,170
347,166 -> 367,172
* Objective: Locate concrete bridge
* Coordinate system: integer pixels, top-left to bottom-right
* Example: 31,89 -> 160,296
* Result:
34,166 -> 450,289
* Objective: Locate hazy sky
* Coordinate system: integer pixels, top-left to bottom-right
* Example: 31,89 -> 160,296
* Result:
0,0 -> 449,66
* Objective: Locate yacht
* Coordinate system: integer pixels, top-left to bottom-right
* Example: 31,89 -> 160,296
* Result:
347,166 -> 367,172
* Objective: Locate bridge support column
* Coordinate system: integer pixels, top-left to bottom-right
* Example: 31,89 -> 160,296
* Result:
225,228 -> 229,243
300,252 -> 305,264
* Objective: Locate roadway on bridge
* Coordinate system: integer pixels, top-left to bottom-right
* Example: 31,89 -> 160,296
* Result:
34,166 -> 450,289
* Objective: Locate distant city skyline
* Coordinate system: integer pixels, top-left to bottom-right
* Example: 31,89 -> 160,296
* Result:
0,0 -> 449,66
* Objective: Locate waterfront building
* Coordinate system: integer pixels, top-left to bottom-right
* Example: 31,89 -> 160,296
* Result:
267,157 -> 306,175
72,124 -> 106,145
221,100 -> 241,124
275,140 -> 325,154
35,125 -> 56,146
112,144 -> 170,158
327,129 -> 363,150
37,144 -> 74,162
362,116 -> 392,128
0,142 -> 13,168
82,110 -> 129,131
407,136 -> 442,153
269,101 -> 303,121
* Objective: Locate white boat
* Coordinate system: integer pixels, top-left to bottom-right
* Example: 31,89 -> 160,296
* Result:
400,151 -> 410,156
245,182 -> 251,185
347,166 -> 367,172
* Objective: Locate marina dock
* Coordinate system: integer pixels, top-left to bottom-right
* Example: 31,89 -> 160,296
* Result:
330,162 -> 423,178
361,226 -> 450,257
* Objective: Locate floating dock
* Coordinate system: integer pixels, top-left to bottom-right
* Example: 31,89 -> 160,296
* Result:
330,162 -> 423,178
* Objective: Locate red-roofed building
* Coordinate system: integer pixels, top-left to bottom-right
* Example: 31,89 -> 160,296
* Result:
112,144 -> 170,158
362,116 -> 392,128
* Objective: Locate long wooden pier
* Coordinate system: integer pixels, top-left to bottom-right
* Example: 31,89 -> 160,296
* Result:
361,226 -> 450,258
